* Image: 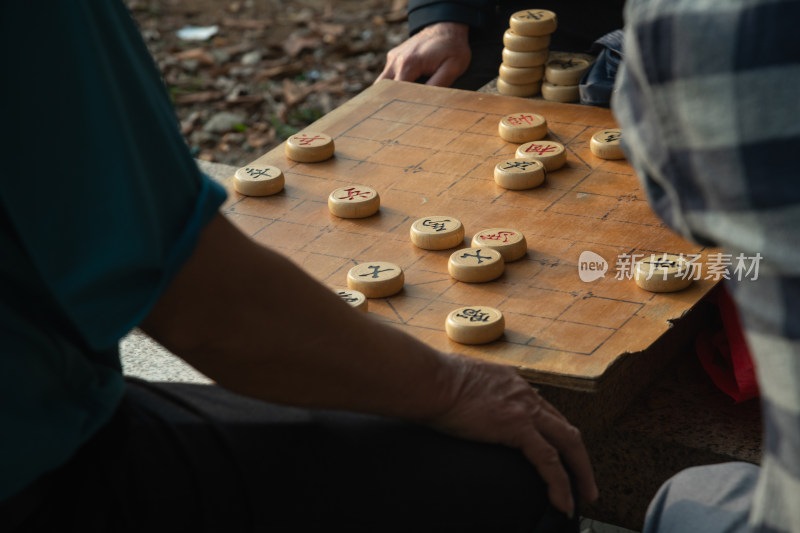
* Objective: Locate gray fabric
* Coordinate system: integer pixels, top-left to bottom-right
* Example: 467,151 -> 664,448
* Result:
579,29 -> 624,107
644,463 -> 758,533
613,1 -> 800,531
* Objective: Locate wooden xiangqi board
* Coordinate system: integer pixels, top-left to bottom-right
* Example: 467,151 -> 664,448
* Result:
221,80 -> 716,391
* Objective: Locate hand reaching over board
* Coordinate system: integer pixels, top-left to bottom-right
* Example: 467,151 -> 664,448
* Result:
376,22 -> 472,87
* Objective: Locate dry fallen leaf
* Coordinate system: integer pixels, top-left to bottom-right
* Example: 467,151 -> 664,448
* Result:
247,130 -> 276,148
174,91 -> 225,104
255,62 -> 305,80
310,22 -> 346,38
221,18 -> 274,30
225,94 -> 265,105
283,77 -> 343,107
130,0 -> 409,163
173,47 -> 216,65
283,32 -> 324,58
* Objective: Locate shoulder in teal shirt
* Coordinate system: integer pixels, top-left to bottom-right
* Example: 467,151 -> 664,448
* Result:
0,1 -> 226,500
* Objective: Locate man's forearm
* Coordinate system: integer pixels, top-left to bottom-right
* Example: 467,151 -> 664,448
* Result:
141,213 -> 460,421
142,213 -> 598,516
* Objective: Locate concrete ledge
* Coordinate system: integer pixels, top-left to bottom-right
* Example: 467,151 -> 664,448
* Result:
119,159 -> 236,384
196,158 -> 237,183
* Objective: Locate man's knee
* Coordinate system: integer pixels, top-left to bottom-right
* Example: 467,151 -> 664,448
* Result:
644,462 -> 759,533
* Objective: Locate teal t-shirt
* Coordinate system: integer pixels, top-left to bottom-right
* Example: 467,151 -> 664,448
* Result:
0,2 -> 227,500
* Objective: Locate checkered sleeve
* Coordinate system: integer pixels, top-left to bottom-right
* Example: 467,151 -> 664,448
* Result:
612,0 -> 800,531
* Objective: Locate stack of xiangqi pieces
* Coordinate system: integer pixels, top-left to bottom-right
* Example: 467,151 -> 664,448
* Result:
497,9 -> 556,97
542,53 -> 593,103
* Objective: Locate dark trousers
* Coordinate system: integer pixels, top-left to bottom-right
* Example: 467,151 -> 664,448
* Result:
7,378 -> 577,532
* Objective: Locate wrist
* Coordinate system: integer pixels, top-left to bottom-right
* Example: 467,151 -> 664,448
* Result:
422,21 -> 469,41
410,351 -> 472,426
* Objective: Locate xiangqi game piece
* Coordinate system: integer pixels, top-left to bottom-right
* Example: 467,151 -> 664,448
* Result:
328,185 -> 380,219
285,132 -> 335,163
634,253 -> 693,293
498,63 -> 544,85
498,112 -> 548,143
448,248 -> 505,283
493,158 -> 546,190
409,216 -> 465,250
590,129 -> 625,160
509,9 -> 558,36
545,57 -> 592,86
445,306 -> 505,345
471,229 -> 527,262
501,48 -> 549,68
233,164 -> 284,196
502,29 -> 550,52
496,78 -> 542,97
334,288 -> 368,313
516,140 -> 566,171
541,81 -> 580,103
347,262 -> 404,298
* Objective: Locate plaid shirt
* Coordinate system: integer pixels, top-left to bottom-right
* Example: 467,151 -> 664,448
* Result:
613,0 -> 800,531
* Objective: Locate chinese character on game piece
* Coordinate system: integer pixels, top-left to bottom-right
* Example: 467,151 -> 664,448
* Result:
336,187 -> 372,201
523,143 -> 557,155
461,249 -> 491,264
336,291 -> 359,303
508,114 -> 538,126
244,167 -> 272,179
422,218 -> 451,232
293,134 -> 325,146
641,258 -> 680,280
359,265 -> 394,279
456,308 -> 491,322
480,231 -> 514,243
501,160 -> 538,171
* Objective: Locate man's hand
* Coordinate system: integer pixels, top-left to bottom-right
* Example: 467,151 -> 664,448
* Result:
427,354 -> 599,517
142,214 -> 597,517
376,22 -> 472,87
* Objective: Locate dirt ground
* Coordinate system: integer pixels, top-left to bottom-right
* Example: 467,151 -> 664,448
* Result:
127,0 -> 409,166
